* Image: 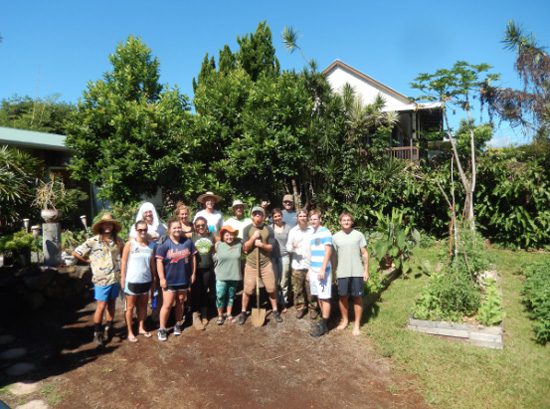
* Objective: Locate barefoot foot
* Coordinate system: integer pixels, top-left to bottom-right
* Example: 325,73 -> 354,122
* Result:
336,320 -> 349,330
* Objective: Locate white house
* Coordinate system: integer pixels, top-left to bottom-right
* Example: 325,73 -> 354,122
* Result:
323,60 -> 442,160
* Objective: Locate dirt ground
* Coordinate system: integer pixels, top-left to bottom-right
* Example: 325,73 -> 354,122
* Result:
1,294 -> 428,409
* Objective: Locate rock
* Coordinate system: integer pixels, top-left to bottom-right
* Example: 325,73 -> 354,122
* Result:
23,268 -> 56,291
6,362 -> 36,376
0,347 -> 27,360
9,381 -> 40,395
15,400 -> 50,409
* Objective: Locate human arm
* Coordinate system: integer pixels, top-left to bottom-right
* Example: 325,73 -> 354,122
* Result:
155,242 -> 167,289
191,253 -> 197,284
318,244 -> 332,281
72,239 -> 92,264
242,226 -> 259,253
361,247 -> 369,280
120,241 -> 132,289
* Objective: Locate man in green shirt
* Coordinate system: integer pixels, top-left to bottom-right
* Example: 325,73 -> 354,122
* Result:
332,212 -> 369,336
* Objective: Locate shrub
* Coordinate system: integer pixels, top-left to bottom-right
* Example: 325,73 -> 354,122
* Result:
522,261 -> 550,344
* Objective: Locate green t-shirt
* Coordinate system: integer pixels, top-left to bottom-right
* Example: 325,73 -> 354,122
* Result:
214,241 -> 243,281
332,229 -> 367,278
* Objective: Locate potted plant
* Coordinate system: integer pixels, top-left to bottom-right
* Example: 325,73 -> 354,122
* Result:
32,173 -> 66,222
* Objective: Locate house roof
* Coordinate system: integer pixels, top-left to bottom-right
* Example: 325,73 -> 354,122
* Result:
0,126 -> 71,152
322,60 -> 442,112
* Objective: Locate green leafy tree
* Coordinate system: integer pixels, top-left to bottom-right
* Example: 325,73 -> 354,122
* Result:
66,36 -> 193,203
412,61 -> 500,227
0,95 -> 75,134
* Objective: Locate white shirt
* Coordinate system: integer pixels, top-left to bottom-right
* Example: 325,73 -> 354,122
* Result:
193,209 -> 224,235
224,216 -> 252,239
286,224 -> 313,270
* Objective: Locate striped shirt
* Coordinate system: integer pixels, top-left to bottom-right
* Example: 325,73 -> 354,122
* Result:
309,226 -> 332,274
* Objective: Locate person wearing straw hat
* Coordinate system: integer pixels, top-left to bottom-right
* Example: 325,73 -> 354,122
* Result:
236,206 -> 283,325
193,191 -> 224,235
73,213 -> 124,347
224,199 -> 252,240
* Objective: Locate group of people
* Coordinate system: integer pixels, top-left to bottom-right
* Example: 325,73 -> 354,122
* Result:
73,191 -> 369,346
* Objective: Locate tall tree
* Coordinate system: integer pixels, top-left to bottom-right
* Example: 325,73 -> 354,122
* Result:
412,61 -> 499,227
66,36 -> 193,202
483,21 -> 550,141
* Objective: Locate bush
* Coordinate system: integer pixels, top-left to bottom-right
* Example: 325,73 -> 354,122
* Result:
522,261 -> 550,344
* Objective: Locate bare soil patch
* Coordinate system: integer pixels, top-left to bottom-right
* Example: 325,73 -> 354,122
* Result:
2,296 -> 428,409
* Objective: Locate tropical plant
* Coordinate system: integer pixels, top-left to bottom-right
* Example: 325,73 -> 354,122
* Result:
0,145 -> 43,229
60,229 -> 89,253
522,260 -> 550,344
369,208 -> 420,275
482,21 -> 550,141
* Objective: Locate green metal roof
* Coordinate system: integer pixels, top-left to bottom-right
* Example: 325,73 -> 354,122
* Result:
0,126 -> 70,152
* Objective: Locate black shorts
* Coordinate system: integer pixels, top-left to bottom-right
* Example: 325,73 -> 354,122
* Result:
165,284 -> 189,292
126,282 -> 151,295
337,277 -> 365,297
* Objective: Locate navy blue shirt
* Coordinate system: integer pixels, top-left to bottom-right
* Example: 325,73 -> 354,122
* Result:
155,237 -> 197,286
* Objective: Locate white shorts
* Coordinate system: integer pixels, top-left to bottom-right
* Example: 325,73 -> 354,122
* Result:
308,269 -> 332,299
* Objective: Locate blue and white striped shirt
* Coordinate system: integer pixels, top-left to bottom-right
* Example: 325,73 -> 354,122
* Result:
309,226 -> 332,273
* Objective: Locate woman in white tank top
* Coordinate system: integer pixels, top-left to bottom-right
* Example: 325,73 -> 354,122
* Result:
120,220 -> 156,342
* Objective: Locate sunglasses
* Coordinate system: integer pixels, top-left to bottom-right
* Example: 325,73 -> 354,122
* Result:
136,228 -> 147,233
283,201 -> 293,204
195,224 -> 206,228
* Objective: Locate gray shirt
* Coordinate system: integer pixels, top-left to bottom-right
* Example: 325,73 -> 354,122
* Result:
332,229 -> 368,278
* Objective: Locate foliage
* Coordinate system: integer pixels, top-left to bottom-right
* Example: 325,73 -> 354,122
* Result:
522,260 -> 550,344
0,229 -> 35,251
61,229 -> 90,252
0,95 -> 75,134
412,61 -> 500,224
0,145 -> 43,229
66,35 -> 194,203
483,21 -> 550,141
369,208 -> 420,275
32,173 -> 88,218
477,278 -> 504,326
475,146 -> 550,248
412,228 -> 488,321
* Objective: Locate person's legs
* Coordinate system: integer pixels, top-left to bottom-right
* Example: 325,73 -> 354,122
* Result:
216,280 -> 228,318
174,290 -> 187,324
136,293 -> 149,335
160,289 -> 175,330
337,296 -> 350,330
280,255 -> 290,308
125,294 -> 137,340
352,296 -> 363,336
94,301 -> 107,326
292,269 -> 308,317
227,281 -> 238,318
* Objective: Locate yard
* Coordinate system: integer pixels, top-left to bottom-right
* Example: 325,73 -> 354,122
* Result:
1,244 -> 548,408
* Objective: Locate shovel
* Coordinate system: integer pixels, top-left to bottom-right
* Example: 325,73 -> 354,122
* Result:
251,244 -> 266,327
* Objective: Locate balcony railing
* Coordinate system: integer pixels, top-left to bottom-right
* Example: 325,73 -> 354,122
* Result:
391,146 -> 419,162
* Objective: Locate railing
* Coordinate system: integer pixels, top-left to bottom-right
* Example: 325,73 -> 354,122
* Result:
391,146 -> 419,162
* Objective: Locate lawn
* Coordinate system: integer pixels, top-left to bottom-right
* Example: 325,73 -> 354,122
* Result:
364,244 -> 550,408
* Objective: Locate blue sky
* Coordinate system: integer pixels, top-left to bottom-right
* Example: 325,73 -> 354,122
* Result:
1,0 -> 548,145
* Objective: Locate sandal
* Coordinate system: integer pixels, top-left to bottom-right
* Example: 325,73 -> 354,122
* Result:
216,316 -> 225,325
139,331 -> 152,338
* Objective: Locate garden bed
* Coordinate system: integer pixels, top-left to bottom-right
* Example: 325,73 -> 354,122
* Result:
407,317 -> 503,349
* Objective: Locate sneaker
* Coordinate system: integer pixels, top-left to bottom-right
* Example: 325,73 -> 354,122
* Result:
216,316 -> 225,325
237,312 -> 247,325
310,320 -> 328,338
173,323 -> 182,336
273,310 -> 283,323
103,324 -> 111,340
157,328 -> 168,342
295,308 -> 307,319
93,331 -> 104,347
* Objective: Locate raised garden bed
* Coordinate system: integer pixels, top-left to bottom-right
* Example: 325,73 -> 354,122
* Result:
407,317 -> 503,349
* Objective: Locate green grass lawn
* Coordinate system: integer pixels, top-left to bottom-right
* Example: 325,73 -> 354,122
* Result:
364,244 -> 550,409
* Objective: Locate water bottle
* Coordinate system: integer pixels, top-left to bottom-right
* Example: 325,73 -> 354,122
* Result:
151,289 -> 159,310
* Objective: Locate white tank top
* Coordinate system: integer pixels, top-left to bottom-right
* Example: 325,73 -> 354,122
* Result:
126,240 -> 154,283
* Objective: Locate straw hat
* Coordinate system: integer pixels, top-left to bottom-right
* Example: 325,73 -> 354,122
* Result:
219,224 -> 238,238
197,191 -> 222,204
231,199 -> 246,209
92,213 -> 122,235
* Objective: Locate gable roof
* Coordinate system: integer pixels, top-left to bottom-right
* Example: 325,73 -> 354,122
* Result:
0,126 -> 70,152
323,60 -> 441,112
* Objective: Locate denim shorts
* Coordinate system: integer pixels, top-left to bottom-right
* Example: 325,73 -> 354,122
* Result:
94,283 -> 120,302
